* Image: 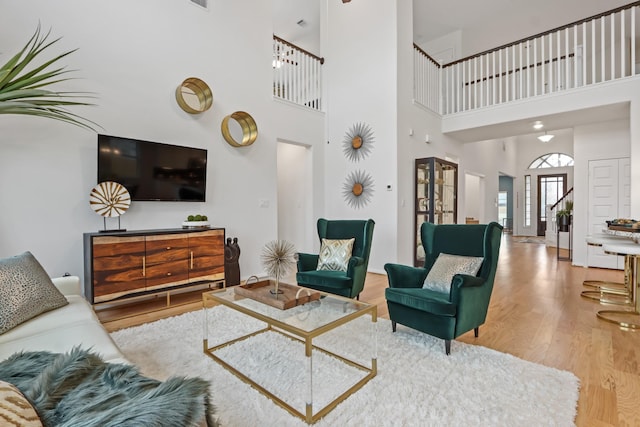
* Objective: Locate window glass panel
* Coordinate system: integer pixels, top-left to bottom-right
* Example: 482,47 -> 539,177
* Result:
524,175 -> 531,227
528,153 -> 574,169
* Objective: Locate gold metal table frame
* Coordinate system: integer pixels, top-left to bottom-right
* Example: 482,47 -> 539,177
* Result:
202,287 -> 377,424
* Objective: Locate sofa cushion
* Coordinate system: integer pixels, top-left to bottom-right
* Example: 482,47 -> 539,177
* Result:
422,253 -> 483,294
0,252 -> 69,335
317,238 -> 354,271
0,380 -> 43,426
0,295 -> 97,344
0,321 -> 126,364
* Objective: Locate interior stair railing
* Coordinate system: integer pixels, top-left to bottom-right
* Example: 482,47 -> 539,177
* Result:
414,2 -> 640,114
273,35 -> 324,111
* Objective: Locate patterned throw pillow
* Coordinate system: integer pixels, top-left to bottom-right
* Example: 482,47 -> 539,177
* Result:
317,238 -> 355,272
0,380 -> 43,426
422,253 -> 484,294
0,252 -> 69,335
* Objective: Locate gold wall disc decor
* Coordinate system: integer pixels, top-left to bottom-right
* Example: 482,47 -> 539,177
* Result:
221,111 -> 258,147
342,170 -> 374,209
176,77 -> 213,114
343,122 -> 374,162
90,181 -> 131,217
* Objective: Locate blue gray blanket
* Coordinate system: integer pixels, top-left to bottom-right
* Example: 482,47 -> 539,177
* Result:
0,347 -> 217,427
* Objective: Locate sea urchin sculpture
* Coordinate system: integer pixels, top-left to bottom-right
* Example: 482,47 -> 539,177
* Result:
260,239 -> 297,295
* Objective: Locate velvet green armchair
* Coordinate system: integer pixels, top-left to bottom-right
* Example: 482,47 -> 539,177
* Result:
384,221 -> 503,355
296,218 -> 375,299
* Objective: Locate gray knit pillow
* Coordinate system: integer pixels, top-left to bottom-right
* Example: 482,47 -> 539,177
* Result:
0,252 -> 68,334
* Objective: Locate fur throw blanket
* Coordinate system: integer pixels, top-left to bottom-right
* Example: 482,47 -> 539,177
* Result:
0,347 -> 218,427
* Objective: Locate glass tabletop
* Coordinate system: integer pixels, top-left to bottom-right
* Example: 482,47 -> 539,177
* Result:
203,287 -> 375,335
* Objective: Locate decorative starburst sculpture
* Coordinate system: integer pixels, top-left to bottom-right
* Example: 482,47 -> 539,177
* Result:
260,240 -> 297,296
342,170 -> 374,209
342,122 -> 375,162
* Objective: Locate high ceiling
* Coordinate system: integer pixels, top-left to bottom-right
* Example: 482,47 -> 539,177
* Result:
272,0 -> 634,140
274,0 -> 636,58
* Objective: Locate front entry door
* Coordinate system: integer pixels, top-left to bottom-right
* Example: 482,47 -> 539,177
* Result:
537,174 -> 566,236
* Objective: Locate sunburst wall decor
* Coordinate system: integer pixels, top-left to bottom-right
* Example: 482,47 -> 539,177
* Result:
342,170 -> 374,209
342,122 -> 374,162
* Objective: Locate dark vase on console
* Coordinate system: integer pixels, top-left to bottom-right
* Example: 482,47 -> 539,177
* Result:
225,237 -> 241,286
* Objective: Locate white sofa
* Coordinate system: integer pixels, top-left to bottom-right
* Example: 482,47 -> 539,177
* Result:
0,276 -> 127,364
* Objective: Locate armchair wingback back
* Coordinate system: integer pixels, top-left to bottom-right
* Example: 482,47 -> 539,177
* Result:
422,222 -> 501,286
296,218 -> 375,298
385,221 -> 502,354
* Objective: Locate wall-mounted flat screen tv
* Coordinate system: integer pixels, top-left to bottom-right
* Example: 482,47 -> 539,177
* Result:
98,134 -> 207,202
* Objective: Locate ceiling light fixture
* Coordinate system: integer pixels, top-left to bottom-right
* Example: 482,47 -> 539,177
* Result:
533,121 -> 544,130
538,132 -> 554,143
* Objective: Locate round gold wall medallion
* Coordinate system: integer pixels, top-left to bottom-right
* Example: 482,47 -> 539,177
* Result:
176,77 -> 213,114
221,111 -> 258,147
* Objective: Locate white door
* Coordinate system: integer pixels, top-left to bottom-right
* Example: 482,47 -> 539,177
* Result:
587,158 -> 628,269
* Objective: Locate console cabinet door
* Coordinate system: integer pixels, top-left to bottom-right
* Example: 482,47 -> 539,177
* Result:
188,229 -> 225,283
144,235 -> 189,290
92,236 -> 146,303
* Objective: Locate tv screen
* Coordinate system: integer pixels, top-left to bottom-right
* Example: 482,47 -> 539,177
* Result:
97,134 -> 207,202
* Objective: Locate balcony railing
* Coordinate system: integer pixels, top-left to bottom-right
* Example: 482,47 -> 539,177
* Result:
273,35 -> 324,111
414,2 -> 640,115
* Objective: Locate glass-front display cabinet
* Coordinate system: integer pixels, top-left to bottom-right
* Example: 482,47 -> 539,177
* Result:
414,157 -> 458,266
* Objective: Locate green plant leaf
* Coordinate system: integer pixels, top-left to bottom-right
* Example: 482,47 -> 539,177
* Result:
0,24 -> 100,131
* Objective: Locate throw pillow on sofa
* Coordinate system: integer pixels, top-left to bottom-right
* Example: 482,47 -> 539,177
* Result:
0,380 -> 43,426
0,251 -> 69,334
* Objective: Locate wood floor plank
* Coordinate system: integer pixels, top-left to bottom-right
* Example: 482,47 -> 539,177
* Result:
99,234 -> 640,425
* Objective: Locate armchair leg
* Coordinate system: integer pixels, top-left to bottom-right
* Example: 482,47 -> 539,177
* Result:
445,340 -> 451,355
474,327 -> 479,338
391,321 -> 396,332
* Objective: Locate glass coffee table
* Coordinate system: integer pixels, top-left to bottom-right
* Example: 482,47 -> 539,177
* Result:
202,286 -> 377,424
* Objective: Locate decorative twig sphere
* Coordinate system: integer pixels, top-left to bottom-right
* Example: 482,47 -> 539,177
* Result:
260,240 -> 297,294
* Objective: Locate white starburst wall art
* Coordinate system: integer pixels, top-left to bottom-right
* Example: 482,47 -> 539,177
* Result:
342,170 -> 374,209
342,122 -> 374,162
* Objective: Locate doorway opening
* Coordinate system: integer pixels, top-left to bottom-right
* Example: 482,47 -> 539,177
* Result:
537,174 -> 567,236
276,141 -> 313,252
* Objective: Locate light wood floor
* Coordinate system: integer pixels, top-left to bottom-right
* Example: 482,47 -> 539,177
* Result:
102,235 -> 640,426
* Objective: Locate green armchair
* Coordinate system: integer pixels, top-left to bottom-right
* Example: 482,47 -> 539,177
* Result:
384,222 -> 503,354
296,218 -> 375,299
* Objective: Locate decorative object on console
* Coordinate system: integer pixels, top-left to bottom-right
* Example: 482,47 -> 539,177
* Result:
224,237 -> 241,286
175,77 -> 213,114
342,169 -> 374,209
0,25 -> 99,131
221,111 -> 258,147
89,181 -> 130,232
0,251 -> 69,335
182,214 -> 210,229
260,240 -> 296,296
343,122 -> 374,162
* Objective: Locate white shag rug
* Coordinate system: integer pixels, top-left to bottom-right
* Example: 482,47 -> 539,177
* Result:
111,306 -> 579,426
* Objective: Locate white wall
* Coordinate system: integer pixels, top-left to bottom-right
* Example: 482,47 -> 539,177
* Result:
572,118 -> 630,266
0,0 -> 325,281
323,0 -> 399,272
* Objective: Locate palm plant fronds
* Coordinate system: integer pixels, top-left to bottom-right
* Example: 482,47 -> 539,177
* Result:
0,24 -> 100,131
